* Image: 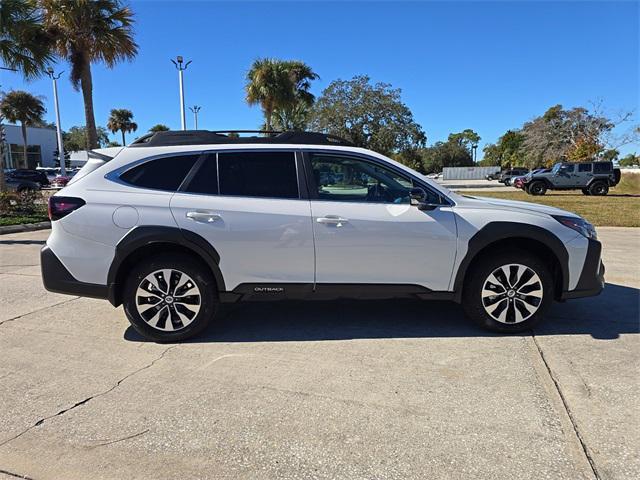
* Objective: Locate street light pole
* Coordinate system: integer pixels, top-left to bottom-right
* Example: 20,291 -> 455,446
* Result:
47,67 -> 66,177
472,144 -> 478,163
189,105 -> 201,130
171,56 -> 192,130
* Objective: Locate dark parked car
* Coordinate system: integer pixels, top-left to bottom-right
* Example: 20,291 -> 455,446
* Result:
523,161 -> 621,195
5,176 -> 40,192
7,169 -> 50,187
499,168 -> 529,184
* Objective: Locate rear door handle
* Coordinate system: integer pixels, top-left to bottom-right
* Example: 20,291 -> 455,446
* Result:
186,211 -> 222,224
317,215 -> 349,227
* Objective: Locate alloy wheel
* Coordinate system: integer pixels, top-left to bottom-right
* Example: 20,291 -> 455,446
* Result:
481,264 -> 543,324
135,269 -> 201,331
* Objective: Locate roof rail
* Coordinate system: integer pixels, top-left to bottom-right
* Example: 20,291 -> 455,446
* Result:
128,130 -> 354,147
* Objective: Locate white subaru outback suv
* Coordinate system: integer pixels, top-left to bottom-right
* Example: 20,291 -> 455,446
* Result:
41,131 -> 604,342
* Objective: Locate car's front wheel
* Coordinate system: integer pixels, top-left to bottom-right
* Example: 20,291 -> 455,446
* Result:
123,253 -> 218,342
462,250 -> 554,332
528,181 -> 547,195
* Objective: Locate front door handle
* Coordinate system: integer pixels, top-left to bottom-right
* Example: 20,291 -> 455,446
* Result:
186,211 -> 222,224
317,215 -> 349,227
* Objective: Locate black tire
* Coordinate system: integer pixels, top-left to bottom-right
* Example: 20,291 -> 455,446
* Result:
588,181 -> 608,196
581,188 -> 591,195
123,253 -> 218,342
523,185 -> 530,194
462,249 -> 554,333
528,181 -> 547,195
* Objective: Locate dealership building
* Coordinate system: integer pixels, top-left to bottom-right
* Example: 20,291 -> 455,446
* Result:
2,124 -> 58,169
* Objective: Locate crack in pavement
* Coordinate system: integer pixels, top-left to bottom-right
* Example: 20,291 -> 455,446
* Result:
87,428 -> 150,448
0,345 -> 178,449
530,332 -> 601,480
0,298 -> 80,327
0,468 -> 35,479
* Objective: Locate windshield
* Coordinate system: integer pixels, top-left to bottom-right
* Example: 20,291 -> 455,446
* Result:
551,163 -> 562,174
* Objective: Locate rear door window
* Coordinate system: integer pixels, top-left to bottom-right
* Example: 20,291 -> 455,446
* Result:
218,151 -> 298,199
120,154 -> 199,191
578,163 -> 592,172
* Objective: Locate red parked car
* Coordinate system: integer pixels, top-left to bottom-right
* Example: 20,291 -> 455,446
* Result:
513,176 -> 525,189
50,176 -> 71,189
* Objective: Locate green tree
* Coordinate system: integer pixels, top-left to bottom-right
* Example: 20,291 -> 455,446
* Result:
245,58 -> 319,131
448,129 -> 481,152
41,0 -> 138,149
618,153 -> 639,167
0,0 -> 54,79
149,123 -> 169,133
107,108 -> 137,145
420,140 -> 473,173
480,130 -> 525,167
63,125 -> 109,152
310,75 -> 426,156
0,90 -> 46,169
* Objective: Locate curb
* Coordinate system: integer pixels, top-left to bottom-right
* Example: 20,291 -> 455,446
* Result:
0,221 -> 51,235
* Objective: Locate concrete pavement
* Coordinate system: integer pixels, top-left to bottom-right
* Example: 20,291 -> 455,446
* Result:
0,228 -> 638,480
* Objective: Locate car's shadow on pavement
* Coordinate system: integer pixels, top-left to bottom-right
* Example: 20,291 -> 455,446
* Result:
0,239 -> 46,245
124,283 -> 639,344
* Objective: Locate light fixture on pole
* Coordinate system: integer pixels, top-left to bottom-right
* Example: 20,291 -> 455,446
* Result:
472,144 -> 478,163
189,105 -> 201,130
46,66 -> 66,177
171,56 -> 192,131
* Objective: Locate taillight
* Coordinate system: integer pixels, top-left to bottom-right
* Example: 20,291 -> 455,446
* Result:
48,196 -> 86,221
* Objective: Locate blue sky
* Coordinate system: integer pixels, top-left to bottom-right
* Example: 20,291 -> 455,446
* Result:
1,0 -> 638,157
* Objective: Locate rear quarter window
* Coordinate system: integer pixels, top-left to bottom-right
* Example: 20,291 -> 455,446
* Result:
593,162 -> 612,173
120,154 -> 199,191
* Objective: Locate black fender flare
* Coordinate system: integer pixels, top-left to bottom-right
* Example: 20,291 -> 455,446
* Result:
452,222 -> 569,302
586,177 -> 609,188
107,226 -> 225,306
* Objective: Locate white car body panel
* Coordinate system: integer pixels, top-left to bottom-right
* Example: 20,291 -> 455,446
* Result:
311,201 -> 457,290
170,194 -> 314,289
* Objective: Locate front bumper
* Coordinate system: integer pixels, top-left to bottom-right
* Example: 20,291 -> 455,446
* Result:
560,238 -> 605,300
41,246 -> 108,299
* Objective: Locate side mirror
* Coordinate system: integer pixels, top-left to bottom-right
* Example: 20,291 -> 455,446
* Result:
410,187 -> 439,211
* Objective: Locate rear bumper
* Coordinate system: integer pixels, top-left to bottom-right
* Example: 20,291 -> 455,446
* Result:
41,246 -> 108,299
560,238 -> 605,300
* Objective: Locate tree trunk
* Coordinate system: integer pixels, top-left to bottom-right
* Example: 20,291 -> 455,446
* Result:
121,130 -> 126,146
265,107 -> 273,132
21,122 -> 30,169
80,61 -> 99,149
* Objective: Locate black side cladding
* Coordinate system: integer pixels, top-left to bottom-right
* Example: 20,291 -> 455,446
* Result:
107,226 -> 225,306
452,222 -> 570,302
41,246 -> 108,299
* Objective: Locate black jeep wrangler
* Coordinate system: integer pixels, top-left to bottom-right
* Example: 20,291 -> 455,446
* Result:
523,161 -> 621,196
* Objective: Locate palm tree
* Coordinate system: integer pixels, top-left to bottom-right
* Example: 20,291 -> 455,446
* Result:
0,90 -> 46,169
107,108 -> 137,146
41,0 -> 138,149
149,124 -> 169,133
245,58 -> 318,131
0,0 -> 54,79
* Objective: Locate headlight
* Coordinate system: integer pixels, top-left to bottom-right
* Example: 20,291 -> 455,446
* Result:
552,215 -> 597,240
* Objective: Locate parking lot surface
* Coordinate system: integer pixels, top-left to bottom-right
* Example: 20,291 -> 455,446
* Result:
0,228 -> 638,480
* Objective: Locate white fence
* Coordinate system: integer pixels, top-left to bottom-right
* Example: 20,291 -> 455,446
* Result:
443,166 -> 500,180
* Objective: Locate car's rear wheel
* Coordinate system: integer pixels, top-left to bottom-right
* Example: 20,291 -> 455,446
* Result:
462,250 -> 554,332
528,181 -> 547,195
589,181 -> 609,196
123,253 -> 218,342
